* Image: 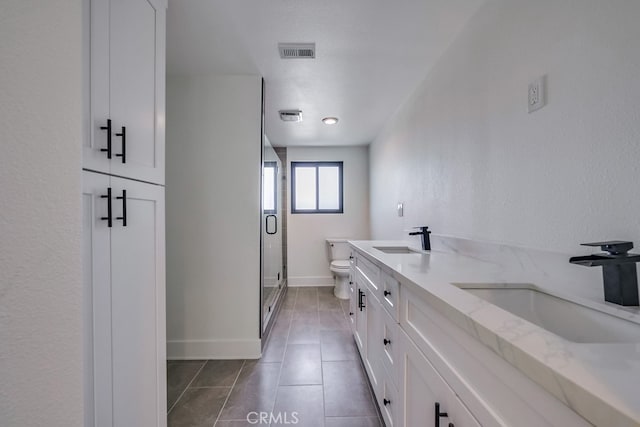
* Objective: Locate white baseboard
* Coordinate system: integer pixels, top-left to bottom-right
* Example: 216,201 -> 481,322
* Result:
288,276 -> 334,287
167,338 -> 261,360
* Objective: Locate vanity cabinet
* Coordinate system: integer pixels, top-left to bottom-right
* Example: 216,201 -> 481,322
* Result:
348,247 -> 592,427
82,171 -> 166,427
85,0 -> 166,185
398,327 -> 480,427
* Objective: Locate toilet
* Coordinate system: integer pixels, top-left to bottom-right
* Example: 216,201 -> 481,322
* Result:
326,238 -> 351,300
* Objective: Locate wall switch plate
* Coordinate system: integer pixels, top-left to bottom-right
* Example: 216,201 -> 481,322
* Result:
397,202 -> 404,217
528,75 -> 546,113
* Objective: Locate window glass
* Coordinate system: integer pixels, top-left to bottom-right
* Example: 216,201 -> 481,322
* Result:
263,162 -> 276,213
291,161 -> 343,214
318,166 -> 340,210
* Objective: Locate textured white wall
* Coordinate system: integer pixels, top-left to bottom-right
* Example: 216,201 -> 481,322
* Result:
287,146 -> 370,286
0,1 -> 83,425
166,74 -> 262,358
370,0 -> 640,254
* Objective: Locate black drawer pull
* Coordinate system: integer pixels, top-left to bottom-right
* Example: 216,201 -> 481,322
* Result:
100,187 -> 112,228
435,402 -> 449,427
116,190 -> 127,226
358,289 -> 366,311
115,126 -> 126,163
99,119 -> 112,159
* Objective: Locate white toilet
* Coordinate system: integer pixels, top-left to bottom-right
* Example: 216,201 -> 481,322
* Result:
326,238 -> 351,300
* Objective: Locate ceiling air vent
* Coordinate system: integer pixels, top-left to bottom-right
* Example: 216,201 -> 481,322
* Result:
278,43 -> 315,59
279,110 -> 303,122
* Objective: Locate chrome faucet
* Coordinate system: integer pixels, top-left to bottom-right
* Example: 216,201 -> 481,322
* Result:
409,226 -> 431,251
569,240 -> 640,306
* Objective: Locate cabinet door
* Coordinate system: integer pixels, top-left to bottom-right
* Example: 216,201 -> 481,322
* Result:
348,270 -> 356,331
354,273 -> 367,353
365,289 -> 383,395
87,0 -> 166,184
110,176 -> 166,427
399,329 -> 480,427
82,171 -> 113,426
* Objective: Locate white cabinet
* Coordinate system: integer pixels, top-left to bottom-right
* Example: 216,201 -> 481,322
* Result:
398,328 -> 480,427
82,171 -> 166,426
85,0 -> 166,184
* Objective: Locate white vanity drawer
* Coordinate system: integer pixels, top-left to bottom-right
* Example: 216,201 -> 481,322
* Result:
380,270 -> 400,321
381,303 -> 401,390
379,370 -> 401,427
355,252 -> 380,285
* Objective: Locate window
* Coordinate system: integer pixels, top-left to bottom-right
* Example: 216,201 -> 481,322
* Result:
291,161 -> 343,214
263,162 -> 277,214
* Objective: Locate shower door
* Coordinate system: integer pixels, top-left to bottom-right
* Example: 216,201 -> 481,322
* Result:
261,137 -> 284,332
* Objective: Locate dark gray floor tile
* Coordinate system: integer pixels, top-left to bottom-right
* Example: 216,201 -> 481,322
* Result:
294,288 -> 318,312
270,314 -> 292,338
323,361 -> 377,417
279,344 -> 322,385
167,360 -> 206,409
288,311 -> 320,344
191,360 -> 245,387
318,310 -> 349,331
288,321 -> 320,344
168,387 -> 230,427
218,362 -> 281,420
260,335 -> 287,363
282,288 -> 297,309
320,330 -> 359,361
323,360 -> 369,386
273,385 -> 325,427
319,290 -> 343,312
325,417 -> 381,427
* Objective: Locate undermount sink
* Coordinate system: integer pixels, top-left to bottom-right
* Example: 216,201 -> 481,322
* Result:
373,246 -> 420,254
455,284 -> 640,343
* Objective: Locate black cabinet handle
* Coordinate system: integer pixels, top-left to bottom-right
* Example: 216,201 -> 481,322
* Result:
435,402 -> 449,427
266,214 -> 277,235
358,289 -> 366,311
383,338 -> 391,346
116,190 -> 127,227
115,126 -> 126,163
383,398 -> 391,406
99,119 -> 112,159
100,187 -> 112,228
384,290 -> 391,297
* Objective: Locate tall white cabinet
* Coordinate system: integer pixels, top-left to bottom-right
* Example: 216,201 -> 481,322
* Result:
82,0 -> 167,425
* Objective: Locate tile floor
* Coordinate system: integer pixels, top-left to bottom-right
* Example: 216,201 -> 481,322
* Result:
167,287 -> 383,427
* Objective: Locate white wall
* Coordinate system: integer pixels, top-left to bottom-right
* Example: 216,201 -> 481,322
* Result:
287,146 -> 370,286
0,1 -> 83,425
370,0 -> 640,255
166,74 -> 262,359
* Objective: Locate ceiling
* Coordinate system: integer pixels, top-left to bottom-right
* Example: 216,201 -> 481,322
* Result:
166,0 -> 484,147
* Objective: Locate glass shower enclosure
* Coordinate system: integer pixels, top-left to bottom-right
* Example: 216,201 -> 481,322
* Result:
260,79 -> 285,339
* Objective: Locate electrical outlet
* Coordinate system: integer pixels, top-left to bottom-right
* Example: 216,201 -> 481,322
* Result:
528,75 -> 546,113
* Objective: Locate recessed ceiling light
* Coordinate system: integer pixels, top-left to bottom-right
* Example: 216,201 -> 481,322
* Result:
322,117 -> 339,125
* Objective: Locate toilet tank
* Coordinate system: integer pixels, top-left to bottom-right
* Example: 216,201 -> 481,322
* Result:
327,238 -> 350,261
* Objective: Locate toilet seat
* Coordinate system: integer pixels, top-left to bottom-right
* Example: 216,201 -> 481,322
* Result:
330,260 -> 350,270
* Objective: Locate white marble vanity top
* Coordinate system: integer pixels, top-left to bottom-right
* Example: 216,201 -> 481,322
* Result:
349,240 -> 640,427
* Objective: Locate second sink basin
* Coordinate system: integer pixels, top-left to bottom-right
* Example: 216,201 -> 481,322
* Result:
373,246 -> 420,254
456,284 -> 640,343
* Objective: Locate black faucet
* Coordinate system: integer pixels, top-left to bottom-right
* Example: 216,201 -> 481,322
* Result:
409,226 -> 431,251
569,240 -> 640,306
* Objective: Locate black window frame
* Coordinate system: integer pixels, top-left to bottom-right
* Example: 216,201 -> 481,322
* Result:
291,161 -> 344,214
263,161 -> 277,215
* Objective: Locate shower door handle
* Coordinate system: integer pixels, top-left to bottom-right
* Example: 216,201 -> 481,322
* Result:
266,215 -> 277,235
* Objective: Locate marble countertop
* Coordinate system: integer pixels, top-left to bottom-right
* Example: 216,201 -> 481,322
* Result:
349,240 -> 640,427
